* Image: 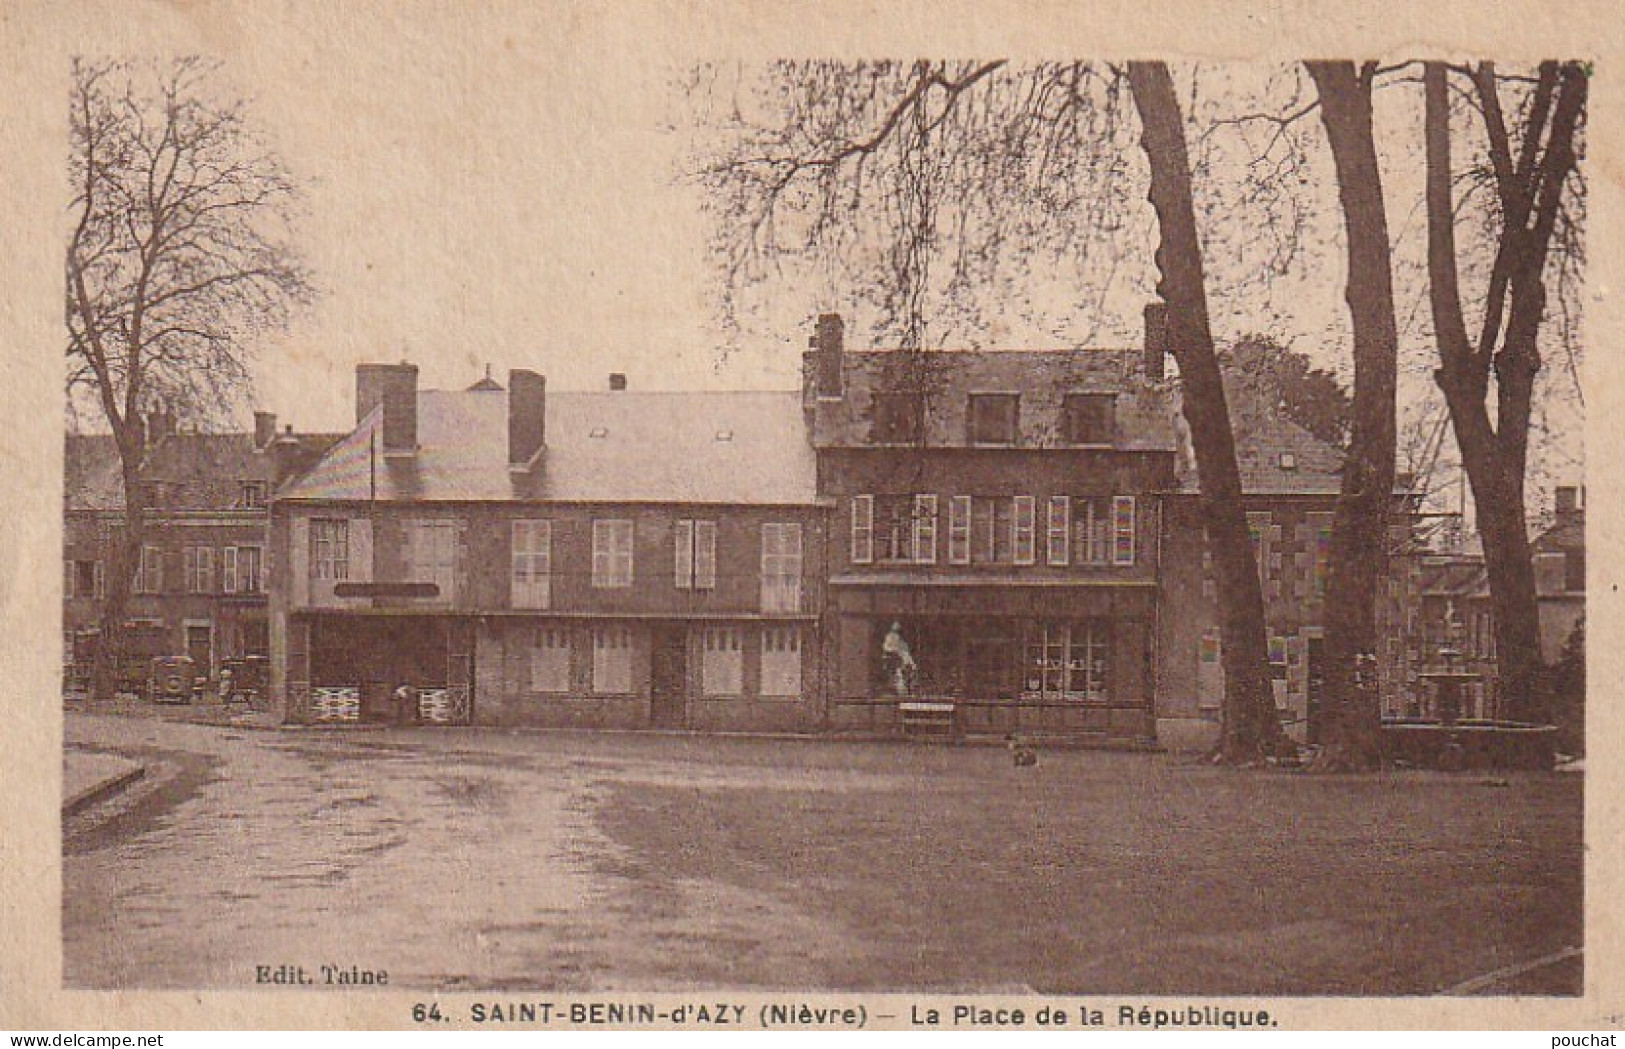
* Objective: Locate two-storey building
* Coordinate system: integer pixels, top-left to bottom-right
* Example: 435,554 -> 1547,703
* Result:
803,314 -> 1180,742
269,364 -> 827,731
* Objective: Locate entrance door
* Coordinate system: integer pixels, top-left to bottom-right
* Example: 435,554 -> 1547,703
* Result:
185,624 -> 212,677
650,625 -> 687,728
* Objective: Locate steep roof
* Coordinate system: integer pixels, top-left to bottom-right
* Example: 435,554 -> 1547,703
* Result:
65,430 -> 342,511
1172,385 -> 1346,497
280,388 -> 821,506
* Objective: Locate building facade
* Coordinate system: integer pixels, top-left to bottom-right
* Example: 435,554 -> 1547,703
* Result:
270,365 -> 827,731
64,411 -> 332,692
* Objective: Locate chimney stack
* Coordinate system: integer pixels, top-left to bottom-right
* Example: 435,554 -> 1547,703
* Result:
271,424 -> 303,487
356,362 -> 419,454
508,369 -> 547,469
1555,485 -> 1583,519
810,313 -> 845,398
253,411 -> 277,450
1143,301 -> 1168,382
608,372 -> 628,392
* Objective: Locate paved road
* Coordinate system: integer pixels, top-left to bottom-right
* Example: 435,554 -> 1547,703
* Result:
63,713 -> 1582,994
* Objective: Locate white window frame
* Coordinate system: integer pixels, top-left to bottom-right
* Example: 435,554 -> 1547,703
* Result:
311,519 -> 349,582
512,519 -> 553,609
591,624 -> 633,694
946,495 -> 972,565
137,545 -> 163,594
675,519 -> 718,590
410,519 -> 459,601
701,625 -> 745,696
1047,496 -> 1071,566
592,519 -> 635,588
760,625 -> 802,698
240,545 -> 262,593
761,522 -> 803,613
913,495 -> 938,565
850,495 -> 874,565
529,624 -> 571,693
1113,496 -> 1137,566
222,547 -> 239,594
1013,496 -> 1037,565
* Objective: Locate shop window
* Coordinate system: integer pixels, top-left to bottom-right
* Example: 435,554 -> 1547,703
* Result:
1023,620 -> 1109,702
871,392 -> 924,444
675,520 -> 718,590
760,626 -> 802,697
592,519 -> 635,588
1063,393 -> 1116,445
702,626 -> 743,696
592,625 -> 632,694
968,393 -> 1019,444
530,626 -> 571,693
761,523 -> 803,612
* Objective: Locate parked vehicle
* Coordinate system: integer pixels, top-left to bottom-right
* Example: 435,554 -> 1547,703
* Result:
219,655 -> 268,704
149,655 -> 203,704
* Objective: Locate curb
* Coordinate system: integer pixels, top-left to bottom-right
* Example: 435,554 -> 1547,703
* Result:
62,764 -> 147,817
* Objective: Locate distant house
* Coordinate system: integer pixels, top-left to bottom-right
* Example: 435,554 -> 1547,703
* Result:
268,366 -> 826,730
64,411 -> 335,692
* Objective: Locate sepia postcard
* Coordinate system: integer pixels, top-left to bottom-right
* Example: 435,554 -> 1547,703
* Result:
2,0 -> 1622,1033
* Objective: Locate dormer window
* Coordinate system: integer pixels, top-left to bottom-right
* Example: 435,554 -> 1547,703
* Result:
871,392 -> 925,444
968,393 -> 1019,445
1063,393 -> 1116,445
1278,452 -> 1297,471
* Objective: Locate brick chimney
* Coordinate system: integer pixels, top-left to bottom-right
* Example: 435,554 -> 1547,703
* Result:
508,369 -> 546,468
253,411 -> 277,450
810,313 -> 845,398
271,424 -> 304,487
1143,301 -> 1168,382
356,362 -> 419,454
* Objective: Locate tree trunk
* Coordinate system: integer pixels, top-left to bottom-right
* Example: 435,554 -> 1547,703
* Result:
89,444 -> 147,705
1423,62 -> 1584,723
1305,62 -> 1399,770
1127,61 -> 1290,762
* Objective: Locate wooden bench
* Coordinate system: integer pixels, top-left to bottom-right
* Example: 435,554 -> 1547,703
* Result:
898,700 -> 957,736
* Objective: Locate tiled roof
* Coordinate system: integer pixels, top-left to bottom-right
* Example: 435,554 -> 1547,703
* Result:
1172,387 -> 1346,497
279,388 -> 820,506
65,430 -> 341,511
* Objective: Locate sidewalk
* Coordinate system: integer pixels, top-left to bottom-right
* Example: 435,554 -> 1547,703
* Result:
63,749 -> 145,815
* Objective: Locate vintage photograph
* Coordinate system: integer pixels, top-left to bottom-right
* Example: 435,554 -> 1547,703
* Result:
58,43 -> 1585,999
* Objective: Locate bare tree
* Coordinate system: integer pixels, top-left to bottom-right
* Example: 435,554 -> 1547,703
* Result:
1302,62 -> 1401,769
687,60 -> 1290,760
1128,61 -> 1290,760
1423,60 -> 1586,723
67,57 -> 313,703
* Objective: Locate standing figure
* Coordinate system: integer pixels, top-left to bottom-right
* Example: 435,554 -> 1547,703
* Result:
882,622 -> 917,696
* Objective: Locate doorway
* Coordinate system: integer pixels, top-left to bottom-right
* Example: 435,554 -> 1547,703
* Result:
1306,636 -> 1326,743
650,625 -> 687,728
185,622 -> 213,678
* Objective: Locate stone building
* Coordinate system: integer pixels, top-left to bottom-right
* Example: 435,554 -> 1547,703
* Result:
268,365 -> 826,730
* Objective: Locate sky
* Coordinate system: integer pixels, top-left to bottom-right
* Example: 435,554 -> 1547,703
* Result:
47,6 -> 1587,513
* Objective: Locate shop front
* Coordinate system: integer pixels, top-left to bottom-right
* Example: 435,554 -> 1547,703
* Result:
826,582 -> 1155,740
286,613 -> 474,725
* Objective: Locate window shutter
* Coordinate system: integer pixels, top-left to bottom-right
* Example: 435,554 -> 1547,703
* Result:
695,520 -> 717,590
1048,496 -> 1071,566
93,560 -> 105,599
674,519 -> 694,589
913,495 -> 938,564
1113,496 -> 1137,565
851,495 -> 873,565
592,521 -> 610,585
948,495 -> 971,565
1013,496 -> 1036,565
